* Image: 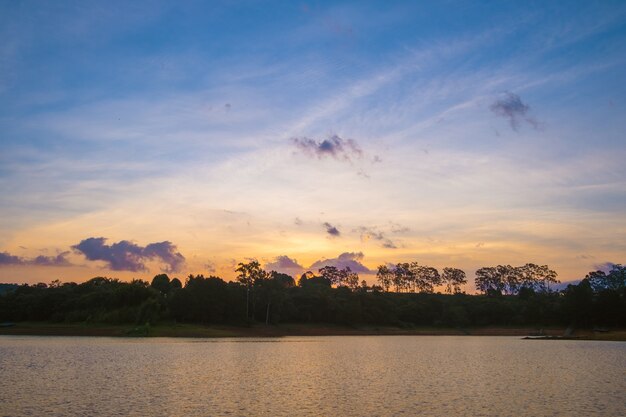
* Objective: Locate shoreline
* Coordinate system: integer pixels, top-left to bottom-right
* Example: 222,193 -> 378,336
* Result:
1,322 -> 625,340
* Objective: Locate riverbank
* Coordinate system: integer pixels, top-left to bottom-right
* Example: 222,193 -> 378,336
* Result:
1,322 -> 625,340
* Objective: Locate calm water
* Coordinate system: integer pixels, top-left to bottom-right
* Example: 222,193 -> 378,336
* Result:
1,336 -> 625,416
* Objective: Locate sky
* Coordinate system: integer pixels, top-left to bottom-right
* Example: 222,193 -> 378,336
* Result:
1,0 -> 625,289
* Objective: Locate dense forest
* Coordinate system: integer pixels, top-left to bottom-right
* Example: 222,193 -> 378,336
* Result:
1,262 -> 625,328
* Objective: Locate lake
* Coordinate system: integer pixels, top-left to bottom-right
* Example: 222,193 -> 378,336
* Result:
1,335 -> 625,416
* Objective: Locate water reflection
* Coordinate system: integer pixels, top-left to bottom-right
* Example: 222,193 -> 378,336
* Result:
1,336 -> 624,416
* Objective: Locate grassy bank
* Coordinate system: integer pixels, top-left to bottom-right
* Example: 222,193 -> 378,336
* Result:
2,322 -> 625,340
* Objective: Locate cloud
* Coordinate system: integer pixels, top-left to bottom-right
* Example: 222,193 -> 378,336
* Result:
310,252 -> 372,274
358,227 -> 385,242
291,134 -> 363,161
0,252 -> 23,265
72,237 -> 185,273
358,226 -> 398,249
142,241 -> 186,273
265,255 -> 305,277
205,261 -> 217,273
593,262 -> 620,273
31,252 -> 72,266
0,251 -> 72,267
389,223 -> 410,234
323,222 -> 341,236
489,92 -> 539,131
382,240 -> 397,249
357,169 -> 371,179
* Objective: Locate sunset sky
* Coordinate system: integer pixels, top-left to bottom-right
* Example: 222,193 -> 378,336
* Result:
1,1 -> 625,289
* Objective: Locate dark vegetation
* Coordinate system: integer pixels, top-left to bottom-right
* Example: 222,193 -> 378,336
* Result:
1,262 -> 624,329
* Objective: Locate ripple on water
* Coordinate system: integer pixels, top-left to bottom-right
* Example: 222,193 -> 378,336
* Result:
1,335 -> 625,416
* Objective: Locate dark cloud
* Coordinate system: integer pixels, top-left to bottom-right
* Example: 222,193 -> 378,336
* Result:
292,134 -> 363,162
143,242 -> 186,273
265,255 -> 305,276
0,252 -> 24,265
294,217 -> 303,226
310,252 -> 372,274
323,222 -> 340,237
31,252 -> 72,266
72,237 -> 185,273
0,251 -> 72,267
490,92 -> 539,131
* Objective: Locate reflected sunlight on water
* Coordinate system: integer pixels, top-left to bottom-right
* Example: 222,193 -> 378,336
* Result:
1,336 -> 625,416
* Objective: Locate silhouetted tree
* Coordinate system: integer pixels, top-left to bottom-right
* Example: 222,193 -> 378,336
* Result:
318,266 -> 344,287
518,263 -> 559,293
376,265 -> 393,292
150,274 -> 171,295
393,263 -> 412,292
236,260 -> 269,322
562,279 -> 594,326
442,268 -> 467,294
170,277 -> 182,290
475,267 -> 505,296
586,264 -> 626,293
344,268 -> 360,290
298,271 -> 315,287
269,271 -> 296,288
411,263 -> 440,293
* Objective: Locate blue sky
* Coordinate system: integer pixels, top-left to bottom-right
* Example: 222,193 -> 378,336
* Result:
1,1 -> 625,286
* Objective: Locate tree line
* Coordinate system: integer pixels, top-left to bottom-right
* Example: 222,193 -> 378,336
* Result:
0,261 -> 624,329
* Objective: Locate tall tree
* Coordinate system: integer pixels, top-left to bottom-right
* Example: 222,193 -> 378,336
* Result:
497,265 -> 521,295
344,267 -> 360,291
442,268 -> 467,294
235,260 -> 269,321
376,265 -> 393,292
518,263 -> 559,293
412,264 -> 440,293
475,267 -> 505,295
393,263 -> 412,293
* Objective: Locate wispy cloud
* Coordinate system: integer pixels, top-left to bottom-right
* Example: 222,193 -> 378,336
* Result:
205,261 -> 217,273
358,226 -> 398,249
72,237 -> 185,273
